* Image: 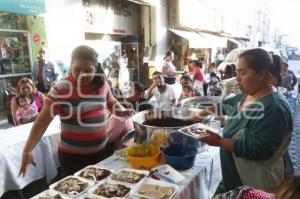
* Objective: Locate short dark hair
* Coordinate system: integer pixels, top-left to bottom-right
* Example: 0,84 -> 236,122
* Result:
180,75 -> 192,82
182,85 -> 193,92
164,50 -> 174,59
152,71 -> 163,76
71,45 -> 98,67
134,83 -> 145,93
16,94 -> 32,106
190,60 -> 202,68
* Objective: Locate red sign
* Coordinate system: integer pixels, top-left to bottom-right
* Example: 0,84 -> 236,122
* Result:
113,29 -> 126,34
33,33 -> 40,42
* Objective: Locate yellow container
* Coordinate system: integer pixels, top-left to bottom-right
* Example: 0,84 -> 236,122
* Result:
127,144 -> 161,169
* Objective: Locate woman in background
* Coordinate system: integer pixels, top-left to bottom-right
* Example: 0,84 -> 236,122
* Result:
11,78 -> 44,125
161,50 -> 177,84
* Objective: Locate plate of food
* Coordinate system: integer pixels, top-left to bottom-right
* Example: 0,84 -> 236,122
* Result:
130,178 -> 178,199
178,123 -> 219,139
30,189 -> 71,199
75,165 -> 113,182
88,180 -> 131,199
110,168 -> 149,186
49,176 -> 94,198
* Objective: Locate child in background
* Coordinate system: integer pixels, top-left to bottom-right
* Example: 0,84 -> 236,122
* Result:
15,94 -> 38,125
178,85 -> 194,103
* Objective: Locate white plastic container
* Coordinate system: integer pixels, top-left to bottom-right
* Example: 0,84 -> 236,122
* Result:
109,168 -> 149,187
49,176 -> 95,198
130,178 -> 178,199
74,165 -> 113,182
31,189 -> 72,199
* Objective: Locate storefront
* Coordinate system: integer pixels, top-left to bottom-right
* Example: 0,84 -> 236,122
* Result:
83,0 -> 147,93
169,28 -> 227,71
168,0 -> 248,71
0,0 -> 46,126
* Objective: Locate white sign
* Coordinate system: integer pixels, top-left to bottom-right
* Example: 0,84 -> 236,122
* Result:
84,2 -> 140,35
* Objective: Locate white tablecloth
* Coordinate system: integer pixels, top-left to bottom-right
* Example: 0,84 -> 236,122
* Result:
0,117 -> 61,197
98,146 -> 222,199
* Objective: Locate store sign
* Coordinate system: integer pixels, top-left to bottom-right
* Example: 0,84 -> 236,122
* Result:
84,1 -> 139,35
0,0 -> 45,15
33,33 -> 40,42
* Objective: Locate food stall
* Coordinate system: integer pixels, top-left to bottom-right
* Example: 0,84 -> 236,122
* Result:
26,108 -> 222,199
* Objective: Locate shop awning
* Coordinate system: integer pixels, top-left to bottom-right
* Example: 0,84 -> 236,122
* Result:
227,38 -> 247,47
127,0 -> 154,6
170,29 -> 227,48
0,0 -> 45,15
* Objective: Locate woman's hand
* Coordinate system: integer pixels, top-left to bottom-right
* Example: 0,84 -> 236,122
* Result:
18,152 -> 37,177
193,116 -> 204,123
115,109 -> 135,117
199,131 -> 222,147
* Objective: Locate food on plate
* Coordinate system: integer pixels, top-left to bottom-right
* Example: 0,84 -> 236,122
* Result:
137,183 -> 174,199
79,167 -> 111,181
93,183 -> 131,198
111,170 -> 145,183
181,127 -> 210,138
53,177 -> 88,195
38,194 -> 62,199
127,143 -> 157,157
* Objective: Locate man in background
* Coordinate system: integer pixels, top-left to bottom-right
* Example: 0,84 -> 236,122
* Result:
33,47 -> 62,93
145,71 -> 176,108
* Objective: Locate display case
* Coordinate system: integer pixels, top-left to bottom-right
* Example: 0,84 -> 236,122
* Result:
0,29 -> 32,125
0,30 -> 32,76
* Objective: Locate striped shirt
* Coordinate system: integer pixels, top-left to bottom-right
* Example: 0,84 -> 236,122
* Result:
45,75 -> 114,155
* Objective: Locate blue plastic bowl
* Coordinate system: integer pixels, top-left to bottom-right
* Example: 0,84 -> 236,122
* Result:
163,144 -> 198,170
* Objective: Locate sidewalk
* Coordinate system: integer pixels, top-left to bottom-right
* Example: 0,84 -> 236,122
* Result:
289,101 -> 300,173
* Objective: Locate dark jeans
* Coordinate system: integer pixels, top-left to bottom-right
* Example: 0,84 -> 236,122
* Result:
164,76 -> 176,85
58,149 -> 107,177
203,83 -> 208,96
37,82 -> 49,94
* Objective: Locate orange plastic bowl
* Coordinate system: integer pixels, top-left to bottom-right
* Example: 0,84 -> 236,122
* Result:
127,144 -> 161,169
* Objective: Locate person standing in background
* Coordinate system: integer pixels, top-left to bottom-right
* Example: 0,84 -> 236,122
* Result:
189,60 -> 205,95
161,50 -> 177,85
280,62 -> 297,91
33,47 -> 62,93
199,57 -> 208,95
216,50 -> 225,66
